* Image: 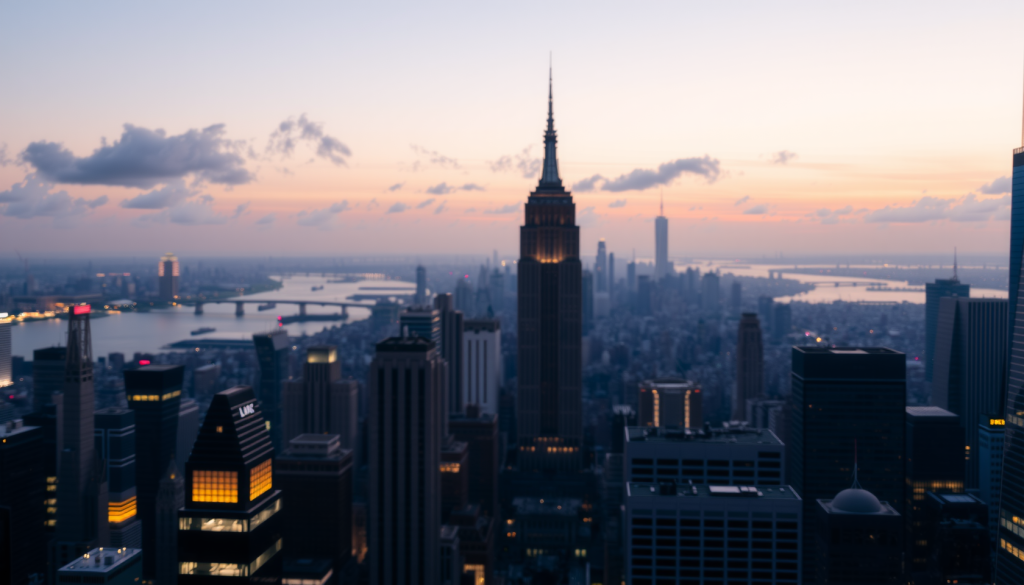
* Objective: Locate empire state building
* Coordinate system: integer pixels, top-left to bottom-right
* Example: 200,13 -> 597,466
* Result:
517,69 -> 582,472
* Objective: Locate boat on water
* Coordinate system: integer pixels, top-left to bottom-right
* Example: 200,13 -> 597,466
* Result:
311,285 -> 324,291
191,327 -> 216,336
257,302 -> 277,311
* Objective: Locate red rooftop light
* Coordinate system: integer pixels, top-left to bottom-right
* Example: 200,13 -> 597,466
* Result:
73,305 -> 91,315
139,360 -> 151,365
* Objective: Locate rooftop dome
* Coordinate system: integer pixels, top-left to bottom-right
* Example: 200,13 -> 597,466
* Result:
831,487 -> 885,514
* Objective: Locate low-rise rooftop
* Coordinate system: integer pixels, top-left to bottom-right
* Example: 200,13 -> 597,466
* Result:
625,424 -> 782,445
628,482 -> 801,501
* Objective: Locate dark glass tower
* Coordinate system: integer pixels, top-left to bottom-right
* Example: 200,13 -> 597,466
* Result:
178,386 -> 283,584
253,330 -> 289,452
32,346 -> 66,411
434,293 -> 464,415
125,365 -> 183,579
516,68 -> 582,472
1010,147 -> 1024,346
0,420 -> 46,585
997,228 -> 1024,579
94,407 -> 140,548
924,271 -> 970,383
281,346 -> 358,450
734,313 -> 764,421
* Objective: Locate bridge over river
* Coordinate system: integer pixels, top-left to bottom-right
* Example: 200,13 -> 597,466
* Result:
191,299 -> 374,316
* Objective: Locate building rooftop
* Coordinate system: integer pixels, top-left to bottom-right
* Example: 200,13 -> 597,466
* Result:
793,347 -> 902,355
906,406 -> 957,418
640,377 -> 697,390
512,497 -> 582,516
628,482 -> 801,501
376,336 -> 435,352
0,419 -> 39,439
625,425 -> 782,446
464,318 -> 500,332
58,548 -> 141,574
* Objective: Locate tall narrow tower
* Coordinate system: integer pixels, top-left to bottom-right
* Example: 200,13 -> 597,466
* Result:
517,67 -> 583,472
654,195 -> 669,280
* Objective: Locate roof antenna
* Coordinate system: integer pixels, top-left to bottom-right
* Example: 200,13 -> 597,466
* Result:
852,439 -> 861,489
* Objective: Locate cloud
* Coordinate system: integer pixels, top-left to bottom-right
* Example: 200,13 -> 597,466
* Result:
572,174 -> 604,192
231,202 -> 250,219
366,198 -> 380,211
0,144 -> 11,167
434,201 -> 448,214
979,176 -> 1011,195
484,203 -> 520,214
120,180 -> 199,209
608,199 -> 627,208
600,156 -> 720,192
864,196 -> 951,223
816,205 -> 854,224
490,146 -> 541,178
771,150 -> 797,165
267,114 -> 351,165
427,182 -> 454,195
295,200 -> 350,228
416,198 -> 436,209
165,200 -> 229,225
387,202 -> 409,214
0,175 -> 108,219
743,204 -> 769,215
460,183 -> 484,191
577,205 -> 599,228
734,196 -> 750,206
256,213 -> 276,225
388,183 -> 404,192
947,194 -> 1010,222
22,124 -> 252,188
410,145 -> 459,170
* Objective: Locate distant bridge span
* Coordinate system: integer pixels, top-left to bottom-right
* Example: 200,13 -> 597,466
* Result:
191,299 -> 374,316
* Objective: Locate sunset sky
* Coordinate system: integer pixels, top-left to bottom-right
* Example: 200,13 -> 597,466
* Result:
2,2 -> 1023,259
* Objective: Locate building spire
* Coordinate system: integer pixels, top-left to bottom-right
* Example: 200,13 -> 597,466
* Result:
536,57 -> 565,193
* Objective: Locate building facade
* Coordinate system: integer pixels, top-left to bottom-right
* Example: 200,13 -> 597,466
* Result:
463,319 -> 501,416
816,483 -> 902,584
282,346 -> 359,450
94,407 -> 140,549
434,293 -> 464,415
253,330 -> 289,452
924,275 -> 970,382
734,314 -> 765,421
0,420 -> 46,585
158,253 -> 180,302
637,378 -> 702,429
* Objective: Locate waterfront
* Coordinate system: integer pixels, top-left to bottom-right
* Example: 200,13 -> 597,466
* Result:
10,275 -> 414,359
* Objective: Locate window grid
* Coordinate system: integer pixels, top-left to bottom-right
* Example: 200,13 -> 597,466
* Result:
192,470 -> 238,503
249,459 -> 273,501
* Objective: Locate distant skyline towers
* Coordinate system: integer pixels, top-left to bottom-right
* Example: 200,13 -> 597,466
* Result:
734,313 -> 765,421
434,293 -> 464,415
516,67 -> 583,472
924,269 -> 970,382
124,365 -> 183,580
596,239 -> 607,292
608,252 -> 616,295
282,345 -> 359,450
369,336 -> 446,585
463,319 -> 501,415
253,329 -> 289,452
158,252 -> 179,302
931,297 -> 1007,487
400,305 -> 441,345
654,195 -> 670,280
415,264 -> 427,305
701,271 -> 720,313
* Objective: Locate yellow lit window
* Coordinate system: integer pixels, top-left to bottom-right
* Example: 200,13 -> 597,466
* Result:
109,496 -> 137,523
440,463 -> 461,473
249,459 -> 272,501
192,470 -> 238,503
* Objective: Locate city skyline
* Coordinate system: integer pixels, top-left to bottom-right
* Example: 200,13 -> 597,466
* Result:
2,3 -> 1024,257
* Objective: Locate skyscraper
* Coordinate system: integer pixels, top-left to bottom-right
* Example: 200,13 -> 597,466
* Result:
772,302 -> 792,342
369,336 -> 446,585
924,269 -> 969,383
463,319 -> 501,415
177,386 -> 283,584
790,346 -> 906,579
701,271 -> 720,313
654,196 -> 669,281
282,346 -> 359,450
56,305 -> 108,568
815,480 -> 902,584
636,377 -> 702,429
435,293 -> 464,415
582,270 -> 594,333
124,365 -> 183,580
415,264 -> 427,306
0,419 -> 46,585
626,258 -> 636,292
33,346 -> 66,411
516,67 -> 582,472
932,297 -> 1007,487
158,253 -> 179,302
94,407 -> 140,549
596,239 -> 607,292
1011,147 -> 1024,347
997,228 -> 1024,579
979,416 -> 1005,544
154,460 -> 183,585
608,251 -> 616,297
24,397 -> 63,538
253,330 -> 289,452
0,314 -> 11,388
449,405 -> 499,519
400,306 -> 441,345
734,313 -> 765,421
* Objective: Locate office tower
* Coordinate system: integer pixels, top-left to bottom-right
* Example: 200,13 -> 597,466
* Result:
154,460 -> 183,585
997,237 -> 1024,580
57,548 -> 142,585
0,420 -> 46,584
454,278 -> 473,314
626,259 -> 636,292
771,303 -> 792,342
177,386 -> 283,584
0,316 -> 10,387
654,197 -> 670,281
924,272 -> 969,382
608,251 -> 616,297
108,353 -> 125,373
463,319 -> 501,416
449,405 -> 500,518
516,68 -> 582,472
1012,147 -> 1024,352
701,272 -> 720,313
757,296 -> 774,333
124,365 -> 182,579
582,270 -> 594,333
192,363 -> 220,399
475,265 -> 492,318
178,398 -> 199,463
400,306 -> 441,345
815,480 -> 902,584
276,434 -> 353,573
449,504 -> 495,585
435,294 -> 464,415
282,346 -> 359,450
932,297 -> 1008,487
920,492 -> 991,583
33,346 -> 66,410
489,268 -> 505,314
24,397 -> 62,537
979,416 -> 1005,543
637,378 -> 702,429
371,300 -> 401,331
734,314 -> 765,421
625,482 -> 802,585
595,239 -> 607,292
158,253 -> 179,302
635,275 -> 651,316
369,336 -> 446,585
439,526 -> 461,585
415,264 -> 427,306
904,406 -> 964,574
605,406 -> 635,585
624,424 -> 785,485
253,330 -> 289,452
56,305 -> 108,567
730,281 -> 742,317
745,399 -> 785,430
441,440 -> 469,523
94,408 -> 140,549
790,347 -> 905,579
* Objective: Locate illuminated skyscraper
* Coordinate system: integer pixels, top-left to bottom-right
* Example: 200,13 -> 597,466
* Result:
0,314 -> 11,387
158,253 -> 179,302
654,195 -> 670,281
177,386 -> 283,584
516,67 -> 582,472
734,313 -> 765,421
